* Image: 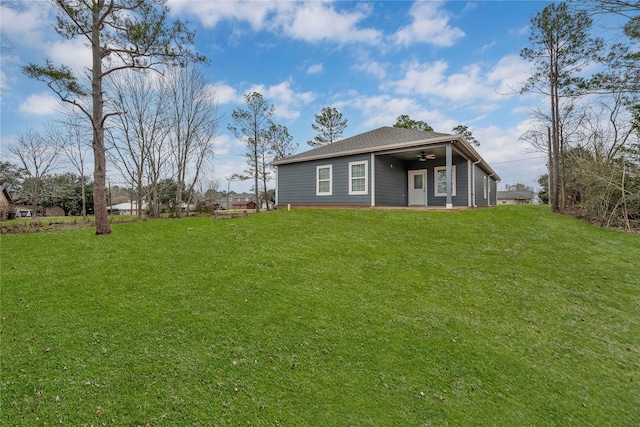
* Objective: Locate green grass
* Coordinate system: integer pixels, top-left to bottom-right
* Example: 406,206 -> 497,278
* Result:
1,206 -> 639,425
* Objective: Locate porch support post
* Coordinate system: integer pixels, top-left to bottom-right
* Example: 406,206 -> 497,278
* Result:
370,153 -> 375,206
446,144 -> 453,209
274,166 -> 279,207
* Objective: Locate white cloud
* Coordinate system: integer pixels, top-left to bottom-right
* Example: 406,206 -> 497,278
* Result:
385,60 -> 448,94
475,121 -> 547,187
0,68 -> 6,98
247,80 -> 316,120
385,60 -> 495,103
167,0 -> 278,30
385,55 -> 531,105
169,0 -> 381,46
307,63 -> 323,75
0,2 -> 52,47
486,54 -> 531,97
479,41 -> 496,53
510,25 -> 530,37
48,38 -> 93,76
391,2 -> 464,47
210,82 -> 241,105
335,94 -> 450,131
352,59 -> 387,80
276,1 -> 382,45
19,93 -> 61,115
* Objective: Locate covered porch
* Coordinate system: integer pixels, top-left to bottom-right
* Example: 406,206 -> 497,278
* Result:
370,142 -> 471,208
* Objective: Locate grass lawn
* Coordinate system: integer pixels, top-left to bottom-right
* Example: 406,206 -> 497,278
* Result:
1,206 -> 638,425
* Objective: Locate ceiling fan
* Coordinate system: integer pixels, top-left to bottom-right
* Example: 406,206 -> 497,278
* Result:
417,152 -> 436,162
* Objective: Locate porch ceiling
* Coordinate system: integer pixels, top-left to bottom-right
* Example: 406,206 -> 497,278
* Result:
376,145 -> 448,161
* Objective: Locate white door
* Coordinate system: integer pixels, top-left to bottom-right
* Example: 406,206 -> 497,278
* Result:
408,170 -> 427,206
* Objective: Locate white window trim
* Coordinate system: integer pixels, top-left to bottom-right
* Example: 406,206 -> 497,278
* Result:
434,165 -> 456,197
316,164 -> 332,196
348,160 -> 368,195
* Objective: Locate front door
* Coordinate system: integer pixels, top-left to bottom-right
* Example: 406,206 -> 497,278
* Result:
408,170 -> 427,206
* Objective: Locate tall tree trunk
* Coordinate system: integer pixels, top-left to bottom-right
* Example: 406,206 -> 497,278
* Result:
176,180 -> 183,218
32,179 -> 39,218
92,4 -> 111,235
136,176 -> 142,219
254,131 -> 260,214
81,175 -> 86,219
550,60 -> 561,213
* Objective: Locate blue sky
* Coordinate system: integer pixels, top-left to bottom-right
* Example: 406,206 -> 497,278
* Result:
1,1 -> 548,193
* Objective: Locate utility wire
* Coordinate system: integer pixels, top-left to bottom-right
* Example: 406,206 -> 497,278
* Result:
491,155 -> 545,165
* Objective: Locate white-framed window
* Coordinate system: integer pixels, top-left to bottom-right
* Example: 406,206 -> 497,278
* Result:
316,165 -> 332,196
434,166 -> 456,197
483,175 -> 488,199
348,161 -> 368,195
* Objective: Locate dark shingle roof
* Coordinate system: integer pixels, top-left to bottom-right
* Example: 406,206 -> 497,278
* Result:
273,126 -> 500,181
273,127 -> 453,165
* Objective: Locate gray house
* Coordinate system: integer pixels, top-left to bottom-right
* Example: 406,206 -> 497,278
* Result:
273,127 -> 500,209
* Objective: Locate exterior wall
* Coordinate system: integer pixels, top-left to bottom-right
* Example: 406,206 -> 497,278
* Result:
278,151 -> 473,208
277,154 -> 372,206
471,166 -> 499,207
374,155 -> 407,206
489,178 -> 497,206
474,165 -> 489,207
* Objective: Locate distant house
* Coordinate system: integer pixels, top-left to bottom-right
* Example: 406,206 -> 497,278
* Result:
231,193 -> 256,204
273,127 -> 500,209
108,201 -> 145,215
232,200 -> 257,210
1,186 -> 14,220
196,199 -> 222,211
230,192 -> 259,210
497,190 -> 535,205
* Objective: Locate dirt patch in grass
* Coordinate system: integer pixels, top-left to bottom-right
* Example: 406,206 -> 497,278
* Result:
0,212 -> 255,235
0,218 -> 94,234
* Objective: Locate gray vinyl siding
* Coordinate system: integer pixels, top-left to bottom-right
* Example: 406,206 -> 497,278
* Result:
490,178 -> 497,206
374,155 -> 407,206
277,149 -> 480,208
277,154 -> 371,206
474,165 -> 493,207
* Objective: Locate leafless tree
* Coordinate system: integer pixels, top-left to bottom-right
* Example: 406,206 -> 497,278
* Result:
9,128 -> 59,215
49,114 -> 92,218
106,69 -> 170,219
164,65 -> 221,218
24,0 -> 205,235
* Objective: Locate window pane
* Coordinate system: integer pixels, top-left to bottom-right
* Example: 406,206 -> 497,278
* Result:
413,174 -> 423,189
438,182 -> 447,194
318,168 -> 329,180
437,169 -> 446,181
319,181 -> 330,193
352,178 -> 365,192
352,163 -> 365,178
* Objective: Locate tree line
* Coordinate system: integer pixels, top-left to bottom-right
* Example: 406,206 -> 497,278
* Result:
520,1 -> 640,229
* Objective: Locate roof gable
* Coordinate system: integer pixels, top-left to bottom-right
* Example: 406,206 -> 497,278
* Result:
1,186 -> 13,204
